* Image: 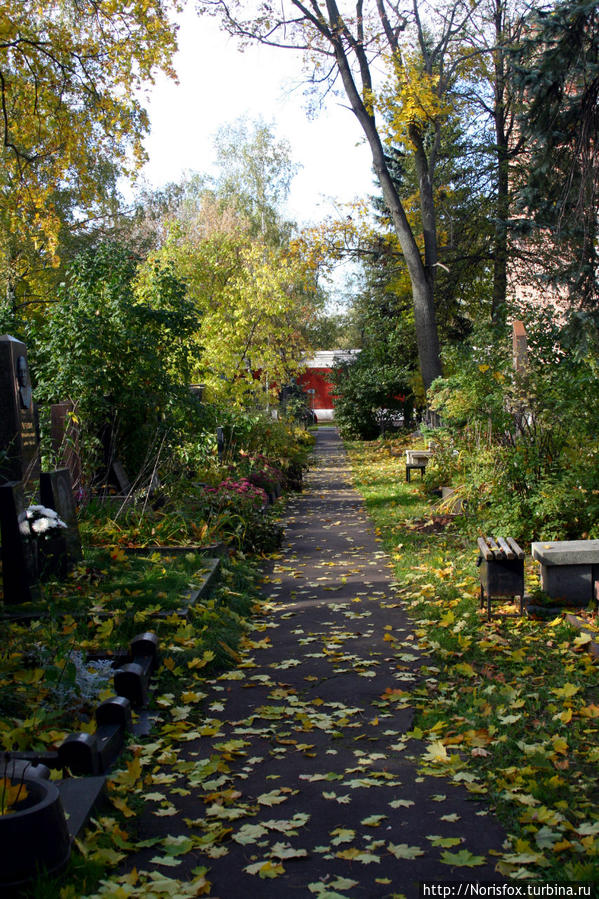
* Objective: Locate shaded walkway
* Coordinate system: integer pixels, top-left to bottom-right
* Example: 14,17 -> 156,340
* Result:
127,428 -> 506,897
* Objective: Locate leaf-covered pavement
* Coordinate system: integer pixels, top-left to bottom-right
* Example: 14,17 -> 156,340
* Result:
90,428 -> 508,898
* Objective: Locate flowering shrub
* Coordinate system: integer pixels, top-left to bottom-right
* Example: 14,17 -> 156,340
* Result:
190,479 -> 284,552
202,478 -> 267,513
244,455 -> 283,494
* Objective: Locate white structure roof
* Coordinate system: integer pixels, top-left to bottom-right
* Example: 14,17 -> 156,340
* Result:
304,350 -> 360,369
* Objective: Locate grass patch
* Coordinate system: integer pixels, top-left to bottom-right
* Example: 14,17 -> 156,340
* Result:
346,433 -> 599,883
0,548 -> 260,748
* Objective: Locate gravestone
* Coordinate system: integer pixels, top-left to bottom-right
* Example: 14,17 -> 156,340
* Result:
216,426 -> 225,460
0,335 -> 40,487
50,402 -> 82,490
97,411 -> 131,495
531,540 -> 599,605
512,320 -> 529,373
111,460 -> 131,495
0,481 -> 40,604
40,468 -> 83,567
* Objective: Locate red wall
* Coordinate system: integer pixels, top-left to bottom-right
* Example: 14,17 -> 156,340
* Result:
297,368 -> 335,410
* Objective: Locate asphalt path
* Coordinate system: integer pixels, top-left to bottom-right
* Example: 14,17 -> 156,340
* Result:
125,427 -> 507,898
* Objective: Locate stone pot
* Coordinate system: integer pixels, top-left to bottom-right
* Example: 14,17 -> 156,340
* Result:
0,778 -> 71,889
440,486 -> 465,514
38,532 -> 69,580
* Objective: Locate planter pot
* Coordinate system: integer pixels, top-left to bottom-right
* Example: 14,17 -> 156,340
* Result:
440,486 -> 465,514
284,463 -> 304,491
38,533 -> 69,580
0,778 -> 71,889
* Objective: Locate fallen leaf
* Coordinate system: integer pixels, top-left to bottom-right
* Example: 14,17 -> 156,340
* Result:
387,843 -> 425,859
440,849 -> 486,867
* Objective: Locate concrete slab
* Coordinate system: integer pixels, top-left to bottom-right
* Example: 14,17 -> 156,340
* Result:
58,775 -> 106,840
531,539 -> 599,565
540,563 -> 592,604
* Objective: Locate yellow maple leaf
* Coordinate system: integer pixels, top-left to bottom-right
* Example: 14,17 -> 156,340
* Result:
552,683 -> 579,699
552,839 -> 573,853
110,796 -> 136,818
188,650 -> 216,669
551,735 -> 568,756
454,662 -> 476,678
423,741 -> 449,763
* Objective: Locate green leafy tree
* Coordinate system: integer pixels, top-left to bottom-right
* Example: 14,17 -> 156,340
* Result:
212,118 -> 299,244
428,311 -> 599,540
331,262 -> 417,438
140,122 -> 321,406
36,243 -> 197,479
155,201 -> 315,406
511,0 -> 599,307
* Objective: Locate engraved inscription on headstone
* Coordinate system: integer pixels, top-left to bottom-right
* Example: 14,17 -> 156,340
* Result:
40,468 -> 83,567
0,481 -> 40,604
0,335 -> 40,486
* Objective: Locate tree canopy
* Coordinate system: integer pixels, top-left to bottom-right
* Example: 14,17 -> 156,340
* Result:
0,0 -> 179,307
511,0 -> 599,308
201,0 -> 483,389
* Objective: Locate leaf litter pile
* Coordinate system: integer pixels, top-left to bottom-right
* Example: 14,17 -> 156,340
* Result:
55,429 -> 598,898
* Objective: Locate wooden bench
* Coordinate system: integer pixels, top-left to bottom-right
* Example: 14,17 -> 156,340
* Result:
477,536 -> 525,620
531,539 -> 599,607
405,449 -> 433,482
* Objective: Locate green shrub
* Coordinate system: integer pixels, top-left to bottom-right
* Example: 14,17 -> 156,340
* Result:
331,357 -> 413,440
34,242 -> 199,481
427,318 -> 599,542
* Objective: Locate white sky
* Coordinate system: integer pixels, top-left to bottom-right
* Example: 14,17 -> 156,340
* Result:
140,5 -> 375,227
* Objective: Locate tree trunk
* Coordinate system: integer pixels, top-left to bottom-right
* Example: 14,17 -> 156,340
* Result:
492,0 -> 509,326
411,125 -> 439,280
330,38 -> 443,390
375,163 -> 442,390
493,138 -> 509,325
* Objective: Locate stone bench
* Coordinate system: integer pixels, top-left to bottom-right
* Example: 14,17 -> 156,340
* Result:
405,449 -> 433,482
531,539 -> 599,606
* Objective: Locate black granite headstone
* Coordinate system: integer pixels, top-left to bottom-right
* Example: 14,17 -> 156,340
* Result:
216,426 -> 225,459
0,335 -> 40,487
0,481 -> 40,604
40,468 -> 83,567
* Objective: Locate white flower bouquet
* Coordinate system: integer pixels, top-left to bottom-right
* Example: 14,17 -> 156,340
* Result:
20,505 -> 67,539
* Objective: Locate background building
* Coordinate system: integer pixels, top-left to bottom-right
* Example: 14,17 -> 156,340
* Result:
297,350 -> 360,421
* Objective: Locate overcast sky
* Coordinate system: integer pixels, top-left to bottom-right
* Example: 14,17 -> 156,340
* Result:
140,5 -> 375,227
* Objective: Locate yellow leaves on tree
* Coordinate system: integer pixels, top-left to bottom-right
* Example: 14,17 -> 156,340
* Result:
379,53 -> 453,150
0,0 -> 179,288
150,199 -> 318,407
